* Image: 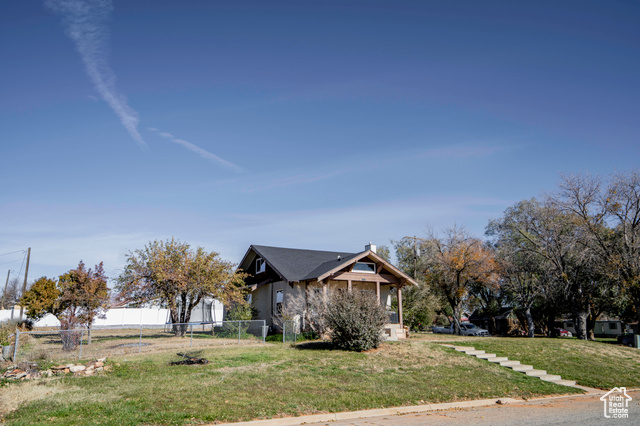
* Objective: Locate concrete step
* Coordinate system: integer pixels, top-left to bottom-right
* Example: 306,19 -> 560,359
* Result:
539,374 -> 562,382
464,350 -> 486,356
525,369 -> 548,377
453,346 -> 475,352
487,357 -> 509,363
499,360 -> 521,367
509,364 -> 534,372
475,353 -> 497,359
553,379 -> 577,386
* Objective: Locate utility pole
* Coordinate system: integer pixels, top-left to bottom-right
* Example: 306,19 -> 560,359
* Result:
19,247 -> 31,320
403,236 -> 428,279
2,270 -> 10,309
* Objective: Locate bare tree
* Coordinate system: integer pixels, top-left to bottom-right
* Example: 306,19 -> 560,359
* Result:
558,171 -> 640,323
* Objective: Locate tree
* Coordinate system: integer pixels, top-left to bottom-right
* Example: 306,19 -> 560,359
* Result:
489,197 -> 610,340
1,276 -> 22,309
422,226 -> 497,335
557,171 -> 640,323
20,261 -> 109,349
487,206 -> 550,337
58,261 -> 109,343
116,238 -> 246,336
376,245 -> 391,262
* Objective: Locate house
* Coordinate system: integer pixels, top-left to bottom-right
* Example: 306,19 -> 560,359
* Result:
237,243 -> 418,338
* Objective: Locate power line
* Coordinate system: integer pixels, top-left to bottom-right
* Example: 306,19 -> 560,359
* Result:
0,249 -> 27,257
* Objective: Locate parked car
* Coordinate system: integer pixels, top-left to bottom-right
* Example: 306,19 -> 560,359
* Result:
554,328 -> 572,337
617,333 -> 636,347
433,322 -> 490,336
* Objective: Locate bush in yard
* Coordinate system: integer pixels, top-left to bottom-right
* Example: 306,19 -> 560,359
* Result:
326,291 -> 388,351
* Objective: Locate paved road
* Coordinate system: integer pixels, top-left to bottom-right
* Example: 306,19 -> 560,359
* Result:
307,391 -> 640,426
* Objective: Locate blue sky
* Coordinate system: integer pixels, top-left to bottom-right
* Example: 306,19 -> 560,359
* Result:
1,0 -> 639,284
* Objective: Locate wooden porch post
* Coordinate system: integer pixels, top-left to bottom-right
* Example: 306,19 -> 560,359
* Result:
398,285 -> 404,329
376,281 -> 381,305
348,279 -> 352,293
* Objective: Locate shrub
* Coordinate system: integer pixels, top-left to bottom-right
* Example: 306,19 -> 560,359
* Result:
325,291 -> 387,351
0,320 -> 18,346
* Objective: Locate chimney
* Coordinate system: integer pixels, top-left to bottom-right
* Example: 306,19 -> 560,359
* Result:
365,242 -> 377,253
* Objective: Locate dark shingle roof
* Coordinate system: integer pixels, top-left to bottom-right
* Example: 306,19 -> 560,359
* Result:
251,245 -> 361,282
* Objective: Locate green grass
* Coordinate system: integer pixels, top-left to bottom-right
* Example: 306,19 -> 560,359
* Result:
457,337 -> 640,389
1,340 -> 580,425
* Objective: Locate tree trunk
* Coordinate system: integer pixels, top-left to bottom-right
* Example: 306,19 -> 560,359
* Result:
88,325 -> 92,345
547,316 -> 556,337
524,306 -> 535,338
451,305 -> 463,335
575,311 -> 588,340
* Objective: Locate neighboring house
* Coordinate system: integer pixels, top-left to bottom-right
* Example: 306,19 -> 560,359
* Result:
563,317 -> 627,337
237,243 -> 418,338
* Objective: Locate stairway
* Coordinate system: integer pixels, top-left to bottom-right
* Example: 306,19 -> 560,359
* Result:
442,345 -> 577,387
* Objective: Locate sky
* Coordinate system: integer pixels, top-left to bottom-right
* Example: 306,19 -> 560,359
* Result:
1,0 -> 639,286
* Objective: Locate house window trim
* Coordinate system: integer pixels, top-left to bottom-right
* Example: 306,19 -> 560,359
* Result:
353,262 -> 376,274
256,258 -> 266,274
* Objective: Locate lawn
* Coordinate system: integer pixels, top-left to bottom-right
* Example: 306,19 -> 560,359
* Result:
439,336 -> 640,389
1,339 -> 580,425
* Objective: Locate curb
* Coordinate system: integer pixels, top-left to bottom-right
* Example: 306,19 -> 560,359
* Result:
213,398 -> 520,426
212,390 -> 633,426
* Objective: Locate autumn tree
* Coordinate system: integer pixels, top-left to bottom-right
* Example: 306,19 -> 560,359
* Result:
20,261 -> 109,348
422,226 -> 497,335
116,238 -> 246,337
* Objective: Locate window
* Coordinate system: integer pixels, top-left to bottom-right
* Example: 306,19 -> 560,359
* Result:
352,262 -> 376,273
276,290 -> 283,314
609,322 -> 618,330
256,258 -> 265,274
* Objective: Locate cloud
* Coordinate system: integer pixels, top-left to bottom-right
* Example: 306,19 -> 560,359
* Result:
45,0 -> 146,147
149,127 -> 243,172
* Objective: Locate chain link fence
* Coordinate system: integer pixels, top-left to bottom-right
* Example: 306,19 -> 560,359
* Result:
8,320 -> 268,363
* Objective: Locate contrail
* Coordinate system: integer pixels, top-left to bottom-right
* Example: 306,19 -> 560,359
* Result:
150,128 -> 243,173
45,0 -> 146,147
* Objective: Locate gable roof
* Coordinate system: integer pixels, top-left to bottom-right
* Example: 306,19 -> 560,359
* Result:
247,245 -> 358,282
240,244 -> 418,286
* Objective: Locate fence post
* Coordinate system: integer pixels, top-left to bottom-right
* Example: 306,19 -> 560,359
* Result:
79,328 -> 84,360
13,329 -> 19,363
139,324 -> 143,354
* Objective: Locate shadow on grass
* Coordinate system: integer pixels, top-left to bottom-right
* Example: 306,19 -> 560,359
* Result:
293,341 -> 336,351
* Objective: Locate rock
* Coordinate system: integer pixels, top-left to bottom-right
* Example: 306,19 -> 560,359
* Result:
97,357 -> 106,362
52,365 -> 67,371
69,365 -> 86,373
64,368 -> 70,374
65,364 -> 74,369
86,365 -> 94,371
96,367 -> 103,372
43,370 -> 53,377
94,361 -> 104,368
103,365 -> 112,371
84,369 -> 94,376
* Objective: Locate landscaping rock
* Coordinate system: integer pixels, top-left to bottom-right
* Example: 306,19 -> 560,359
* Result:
69,365 -> 86,373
